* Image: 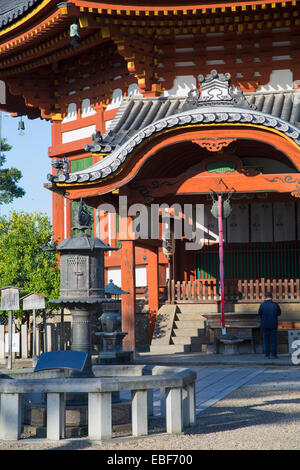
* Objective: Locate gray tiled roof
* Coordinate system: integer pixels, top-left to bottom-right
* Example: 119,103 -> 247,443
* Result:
87,89 -> 300,154
0,0 -> 42,29
48,88 -> 300,184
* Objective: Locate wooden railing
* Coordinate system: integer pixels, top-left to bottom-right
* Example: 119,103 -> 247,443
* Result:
167,278 -> 300,303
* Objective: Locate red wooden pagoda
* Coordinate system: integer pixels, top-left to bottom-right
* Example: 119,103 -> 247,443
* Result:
1,1 -> 300,353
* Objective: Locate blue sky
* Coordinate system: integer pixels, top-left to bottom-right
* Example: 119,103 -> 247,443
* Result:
0,113 -> 52,219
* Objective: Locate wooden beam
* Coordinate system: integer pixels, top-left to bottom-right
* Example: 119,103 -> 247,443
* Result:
129,173 -> 300,201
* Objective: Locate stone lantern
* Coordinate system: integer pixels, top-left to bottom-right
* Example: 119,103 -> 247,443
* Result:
95,280 -> 132,364
50,200 -> 119,374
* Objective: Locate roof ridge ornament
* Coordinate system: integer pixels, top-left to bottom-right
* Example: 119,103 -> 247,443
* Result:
184,69 -> 256,110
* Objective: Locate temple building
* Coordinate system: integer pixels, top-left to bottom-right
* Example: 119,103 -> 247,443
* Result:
1,0 -> 300,353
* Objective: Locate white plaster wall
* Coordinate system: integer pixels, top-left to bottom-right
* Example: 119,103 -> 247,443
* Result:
128,83 -> 141,96
106,88 -> 123,111
62,103 -> 77,123
62,124 -> 96,143
136,265 -> 147,287
105,119 -> 114,132
107,267 -> 122,287
257,69 -> 294,92
81,98 -> 96,118
107,266 -> 147,287
162,75 -> 196,97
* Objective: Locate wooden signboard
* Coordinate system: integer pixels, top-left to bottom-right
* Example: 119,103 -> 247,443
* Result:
0,287 -> 20,311
22,293 -> 46,311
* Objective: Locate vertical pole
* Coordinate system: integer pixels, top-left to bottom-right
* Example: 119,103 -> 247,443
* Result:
7,310 -> 12,369
60,308 -> 65,350
43,312 -> 47,353
0,325 -> 5,359
218,196 -> 226,333
147,247 -> 159,342
32,309 -> 37,367
21,324 -> 28,358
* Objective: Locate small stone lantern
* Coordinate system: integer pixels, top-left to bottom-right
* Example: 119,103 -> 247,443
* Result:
50,200 -> 119,374
96,280 -> 132,364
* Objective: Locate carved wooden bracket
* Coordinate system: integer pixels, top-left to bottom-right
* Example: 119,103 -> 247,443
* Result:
192,138 -> 237,152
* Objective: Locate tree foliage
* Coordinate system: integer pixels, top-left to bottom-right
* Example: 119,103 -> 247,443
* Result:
0,211 -> 60,318
0,138 -> 25,205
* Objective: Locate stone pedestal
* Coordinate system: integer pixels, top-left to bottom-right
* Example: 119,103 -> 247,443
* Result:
70,306 -> 95,375
96,332 -> 133,364
219,338 -> 244,355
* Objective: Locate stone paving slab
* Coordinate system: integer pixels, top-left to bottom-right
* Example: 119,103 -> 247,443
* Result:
135,352 -> 293,367
120,366 -> 265,416
194,367 -> 265,413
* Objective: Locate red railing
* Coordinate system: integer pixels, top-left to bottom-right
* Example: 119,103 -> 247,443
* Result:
167,278 -> 300,303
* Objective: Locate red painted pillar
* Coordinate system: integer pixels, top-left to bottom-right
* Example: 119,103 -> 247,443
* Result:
121,239 -> 136,351
147,247 -> 159,342
52,192 -> 64,243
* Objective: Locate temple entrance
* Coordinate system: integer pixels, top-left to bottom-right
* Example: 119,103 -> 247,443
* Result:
132,134 -> 300,306
168,198 -> 300,304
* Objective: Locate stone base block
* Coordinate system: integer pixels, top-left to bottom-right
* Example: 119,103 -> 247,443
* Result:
98,351 -> 133,364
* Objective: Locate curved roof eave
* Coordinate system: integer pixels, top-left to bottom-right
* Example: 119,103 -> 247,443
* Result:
50,105 -> 300,186
0,0 -> 43,30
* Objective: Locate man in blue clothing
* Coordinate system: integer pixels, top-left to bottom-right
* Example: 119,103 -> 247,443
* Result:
258,292 -> 281,358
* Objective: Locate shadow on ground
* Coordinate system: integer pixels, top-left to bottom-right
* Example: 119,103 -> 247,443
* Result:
191,391 -> 300,436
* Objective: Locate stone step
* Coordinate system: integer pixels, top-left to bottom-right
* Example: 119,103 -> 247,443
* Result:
175,313 -> 206,322
177,304 -> 218,314
172,327 -> 203,337
174,320 -> 205,329
171,335 -> 206,345
177,305 -> 204,313
190,342 -> 214,353
150,343 -> 191,353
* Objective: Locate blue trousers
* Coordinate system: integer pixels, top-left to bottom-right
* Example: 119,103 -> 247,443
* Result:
263,328 -> 278,356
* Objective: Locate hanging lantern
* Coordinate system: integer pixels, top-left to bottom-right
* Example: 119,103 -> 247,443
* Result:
210,198 -> 232,219
162,216 -> 175,257
18,118 -> 25,135
69,20 -> 80,47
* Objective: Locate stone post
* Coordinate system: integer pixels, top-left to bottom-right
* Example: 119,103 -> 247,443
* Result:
0,325 -> 5,360
166,387 -> 182,434
132,389 -> 148,436
88,392 -> 112,440
21,324 -> 28,359
46,392 -> 66,440
0,393 -> 21,440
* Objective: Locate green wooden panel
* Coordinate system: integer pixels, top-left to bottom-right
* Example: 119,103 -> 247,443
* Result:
70,157 -> 93,172
206,161 -> 236,173
196,242 -> 300,279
